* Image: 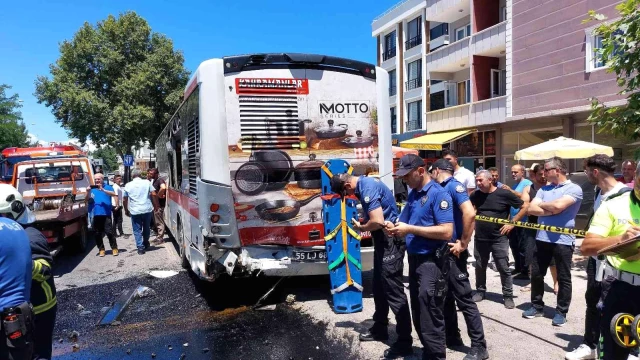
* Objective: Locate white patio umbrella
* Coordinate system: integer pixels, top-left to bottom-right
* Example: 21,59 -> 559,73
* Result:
514,136 -> 614,160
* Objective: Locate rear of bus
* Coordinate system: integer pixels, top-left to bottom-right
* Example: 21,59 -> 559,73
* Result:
183,54 -> 390,281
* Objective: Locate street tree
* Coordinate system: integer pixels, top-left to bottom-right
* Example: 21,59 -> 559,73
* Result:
587,0 -> 640,145
91,146 -> 119,172
0,84 -> 31,151
34,11 -> 190,158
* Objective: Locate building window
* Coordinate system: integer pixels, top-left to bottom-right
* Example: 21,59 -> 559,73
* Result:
384,31 -> 397,61
430,23 -> 448,40
455,24 -> 471,41
389,70 -> 397,96
406,59 -> 422,91
585,29 -> 623,72
445,82 -> 458,107
500,6 -> 507,22
491,69 -> 506,97
390,107 -> 397,134
407,100 -> 422,131
406,16 -> 422,50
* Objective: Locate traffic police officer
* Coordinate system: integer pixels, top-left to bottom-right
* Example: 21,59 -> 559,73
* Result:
0,217 -> 34,360
0,184 -> 57,360
581,162 -> 640,360
330,173 -> 413,359
390,154 -> 454,360
430,159 -> 489,360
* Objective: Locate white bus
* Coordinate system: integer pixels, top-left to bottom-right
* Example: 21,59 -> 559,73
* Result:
156,53 -> 392,281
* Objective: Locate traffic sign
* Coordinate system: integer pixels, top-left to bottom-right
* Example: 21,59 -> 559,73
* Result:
123,154 -> 134,167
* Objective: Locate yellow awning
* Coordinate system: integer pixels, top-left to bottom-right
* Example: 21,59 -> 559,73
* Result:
400,129 -> 474,150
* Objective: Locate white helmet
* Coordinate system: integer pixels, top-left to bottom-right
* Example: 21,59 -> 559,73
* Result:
0,184 -> 35,225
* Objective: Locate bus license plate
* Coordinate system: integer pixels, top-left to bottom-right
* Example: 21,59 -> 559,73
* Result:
292,250 -> 327,262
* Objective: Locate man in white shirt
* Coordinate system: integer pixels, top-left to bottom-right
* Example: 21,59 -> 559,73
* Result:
443,149 -> 476,195
123,169 -> 159,255
111,174 -> 124,237
565,154 -> 631,360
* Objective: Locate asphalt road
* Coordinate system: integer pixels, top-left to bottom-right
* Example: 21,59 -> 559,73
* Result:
49,218 -> 598,360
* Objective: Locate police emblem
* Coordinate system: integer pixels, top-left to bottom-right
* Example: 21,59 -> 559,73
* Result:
421,196 -> 428,206
440,200 -> 449,209
456,185 -> 465,193
364,196 -> 370,203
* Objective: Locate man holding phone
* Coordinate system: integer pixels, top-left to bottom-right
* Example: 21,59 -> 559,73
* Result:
85,173 -> 118,257
330,173 -> 413,359
581,162 -> 640,360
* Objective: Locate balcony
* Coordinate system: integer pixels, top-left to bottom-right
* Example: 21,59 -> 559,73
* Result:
389,85 -> 397,96
426,0 -> 470,23
391,115 -> 398,134
469,96 -> 507,126
406,78 -> 422,91
471,21 -> 506,57
426,37 -> 470,74
430,34 -> 450,51
405,36 -> 422,50
426,104 -> 470,133
372,0 -> 426,35
383,47 -> 397,61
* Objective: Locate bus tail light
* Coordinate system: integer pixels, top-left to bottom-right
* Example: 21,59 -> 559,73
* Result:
210,215 -> 220,223
210,203 -> 220,212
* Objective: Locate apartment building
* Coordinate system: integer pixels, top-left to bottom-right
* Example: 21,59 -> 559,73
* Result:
372,0 -> 628,180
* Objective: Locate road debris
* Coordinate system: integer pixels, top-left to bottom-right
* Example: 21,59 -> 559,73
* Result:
76,304 -> 85,312
148,270 -> 179,278
202,348 -> 210,353
253,276 -> 287,309
151,353 -> 156,358
97,287 -> 137,326
79,310 -> 92,316
72,344 -> 80,352
68,330 -> 80,342
183,342 -> 189,347
58,338 -> 63,344
286,294 -> 296,304
101,306 -> 110,314
179,354 -> 186,360
256,304 -> 277,311
136,285 -> 156,298
127,349 -> 132,355
168,345 -> 173,350
111,320 -> 122,326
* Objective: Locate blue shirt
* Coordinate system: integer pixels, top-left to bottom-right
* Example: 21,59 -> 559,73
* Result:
356,177 -> 399,224
440,177 -> 471,241
123,177 -> 155,215
510,179 -> 532,220
90,184 -> 115,216
0,218 -> 32,310
534,180 -> 583,245
399,181 -> 454,255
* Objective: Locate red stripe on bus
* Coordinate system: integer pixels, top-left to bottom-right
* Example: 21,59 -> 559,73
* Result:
167,188 -> 199,219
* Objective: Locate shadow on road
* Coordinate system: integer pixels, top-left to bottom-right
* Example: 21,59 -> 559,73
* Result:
555,333 -> 584,351
53,233 -> 97,278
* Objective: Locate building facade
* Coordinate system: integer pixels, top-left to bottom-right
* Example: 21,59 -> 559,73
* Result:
372,0 -> 629,182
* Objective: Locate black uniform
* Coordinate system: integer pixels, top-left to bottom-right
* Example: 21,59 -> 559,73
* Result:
355,177 -> 412,347
439,177 -> 487,350
24,227 -> 57,360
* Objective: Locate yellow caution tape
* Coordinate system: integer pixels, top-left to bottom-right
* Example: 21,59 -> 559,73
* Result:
474,215 -> 586,237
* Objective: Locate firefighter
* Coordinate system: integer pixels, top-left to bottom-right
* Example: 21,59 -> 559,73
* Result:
0,217 -> 34,360
0,184 -> 57,360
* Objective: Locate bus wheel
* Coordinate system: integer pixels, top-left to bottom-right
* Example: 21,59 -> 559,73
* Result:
178,222 -> 189,269
610,313 -> 637,349
631,314 -> 640,345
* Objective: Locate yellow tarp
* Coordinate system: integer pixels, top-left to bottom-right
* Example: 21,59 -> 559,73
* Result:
399,129 -> 474,150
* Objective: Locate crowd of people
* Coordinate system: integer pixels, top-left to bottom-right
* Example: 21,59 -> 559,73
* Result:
0,166 -> 167,360
332,149 -> 640,360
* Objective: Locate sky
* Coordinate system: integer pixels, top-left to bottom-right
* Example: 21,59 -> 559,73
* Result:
0,0 -> 398,146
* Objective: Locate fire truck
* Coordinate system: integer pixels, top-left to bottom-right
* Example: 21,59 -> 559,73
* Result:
1,145 -> 94,255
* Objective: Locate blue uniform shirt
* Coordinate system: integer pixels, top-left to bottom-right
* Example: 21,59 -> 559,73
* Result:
356,176 -> 399,223
90,184 -> 115,216
399,181 -> 454,255
0,218 -> 32,310
440,177 -> 471,241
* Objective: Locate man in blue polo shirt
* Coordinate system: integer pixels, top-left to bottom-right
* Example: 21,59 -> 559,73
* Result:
330,173 -> 412,359
389,154 -> 454,360
523,156 -> 583,327
86,173 -> 118,257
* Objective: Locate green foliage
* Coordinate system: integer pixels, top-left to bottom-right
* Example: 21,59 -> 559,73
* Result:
0,84 -> 32,151
34,11 -> 190,157
90,146 -> 119,172
586,0 -> 640,140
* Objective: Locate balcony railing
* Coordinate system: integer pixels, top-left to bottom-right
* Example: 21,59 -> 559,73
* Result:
405,77 -> 422,91
407,117 -> 422,131
391,116 -> 397,133
430,34 -> 450,51
405,36 -> 422,50
383,47 -> 397,61
389,85 -> 397,96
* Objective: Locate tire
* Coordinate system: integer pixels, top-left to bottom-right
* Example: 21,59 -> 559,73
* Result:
70,218 -> 88,254
610,313 -> 637,348
632,314 -> 640,346
178,221 -> 189,269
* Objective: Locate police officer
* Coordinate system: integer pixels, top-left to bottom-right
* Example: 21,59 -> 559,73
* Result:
389,154 -> 454,360
429,159 -> 489,360
330,173 -> 413,359
0,217 -> 34,360
581,162 -> 640,360
0,184 -> 57,360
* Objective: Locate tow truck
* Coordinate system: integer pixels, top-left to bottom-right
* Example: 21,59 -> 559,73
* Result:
3,145 -> 94,256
